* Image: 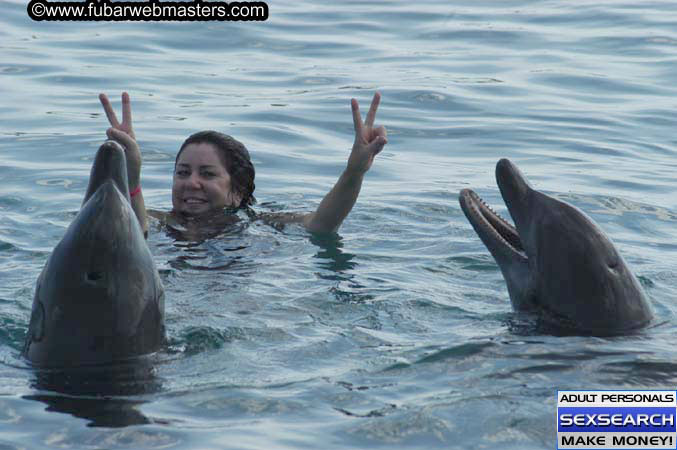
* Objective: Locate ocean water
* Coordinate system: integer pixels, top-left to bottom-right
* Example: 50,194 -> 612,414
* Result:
2,0 -> 677,448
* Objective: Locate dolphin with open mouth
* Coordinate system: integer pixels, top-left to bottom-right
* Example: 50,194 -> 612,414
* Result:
459,158 -> 653,335
23,141 -> 165,367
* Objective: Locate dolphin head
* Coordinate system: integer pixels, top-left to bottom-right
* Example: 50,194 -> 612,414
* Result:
459,158 -> 653,335
82,139 -> 131,206
24,141 -> 165,367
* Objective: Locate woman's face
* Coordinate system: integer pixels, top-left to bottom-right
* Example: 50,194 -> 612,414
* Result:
172,142 -> 242,216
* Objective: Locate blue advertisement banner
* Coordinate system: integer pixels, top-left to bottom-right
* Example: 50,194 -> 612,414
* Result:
557,407 -> 676,433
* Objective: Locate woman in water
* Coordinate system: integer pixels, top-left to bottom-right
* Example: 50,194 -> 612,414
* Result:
98,92 -> 388,238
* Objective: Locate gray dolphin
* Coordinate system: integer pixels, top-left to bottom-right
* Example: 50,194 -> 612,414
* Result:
23,141 -> 165,367
459,158 -> 653,335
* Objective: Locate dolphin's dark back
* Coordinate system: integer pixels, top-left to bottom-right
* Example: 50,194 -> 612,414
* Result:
23,141 -> 165,367
527,192 -> 653,335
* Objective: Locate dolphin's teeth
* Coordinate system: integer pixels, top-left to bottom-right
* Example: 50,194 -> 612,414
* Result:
465,190 -> 525,258
479,198 -> 511,226
474,193 -> 510,226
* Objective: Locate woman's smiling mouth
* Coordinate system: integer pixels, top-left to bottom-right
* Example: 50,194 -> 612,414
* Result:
184,197 -> 207,204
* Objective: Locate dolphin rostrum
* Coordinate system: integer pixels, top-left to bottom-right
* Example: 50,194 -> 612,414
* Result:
459,158 -> 653,335
23,141 -> 165,367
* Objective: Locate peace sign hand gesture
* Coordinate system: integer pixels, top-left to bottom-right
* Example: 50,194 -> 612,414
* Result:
346,92 -> 388,175
98,92 -> 142,189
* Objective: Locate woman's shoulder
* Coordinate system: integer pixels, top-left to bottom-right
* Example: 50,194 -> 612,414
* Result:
253,211 -> 310,231
146,207 -> 310,237
147,209 -> 171,225
255,211 -> 306,223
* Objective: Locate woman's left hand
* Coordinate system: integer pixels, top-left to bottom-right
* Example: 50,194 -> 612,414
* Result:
346,92 -> 388,175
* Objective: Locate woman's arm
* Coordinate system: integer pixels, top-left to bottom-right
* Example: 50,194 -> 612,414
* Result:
301,92 -> 388,233
99,92 -> 148,237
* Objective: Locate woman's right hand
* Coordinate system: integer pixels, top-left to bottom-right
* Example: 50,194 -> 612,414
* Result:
98,92 -> 142,189
99,91 -> 148,237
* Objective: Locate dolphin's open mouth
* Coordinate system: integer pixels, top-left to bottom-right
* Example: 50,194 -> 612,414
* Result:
459,189 -> 527,261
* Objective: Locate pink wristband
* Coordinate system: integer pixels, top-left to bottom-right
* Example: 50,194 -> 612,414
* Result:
130,186 -> 141,198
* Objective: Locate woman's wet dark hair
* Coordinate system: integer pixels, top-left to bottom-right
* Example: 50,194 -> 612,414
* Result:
175,130 -> 256,208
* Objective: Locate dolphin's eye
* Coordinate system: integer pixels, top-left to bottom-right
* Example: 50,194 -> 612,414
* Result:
85,271 -> 103,282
